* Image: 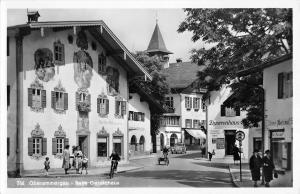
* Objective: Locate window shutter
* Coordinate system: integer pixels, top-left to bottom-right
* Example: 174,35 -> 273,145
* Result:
28,138 -> 33,156
189,97 -> 192,108
221,105 -> 225,117
76,92 -> 80,110
121,101 -> 126,116
106,99 -> 109,114
115,101 -> 119,115
64,138 -> 69,147
278,73 -> 284,99
193,98 -> 195,109
62,43 -> 65,65
185,119 -> 188,128
51,91 -> 56,109
28,88 -> 33,107
235,107 -> 240,116
42,90 -> 46,108
97,98 -> 100,113
64,93 -> 68,110
185,97 -> 187,108
87,93 -> 91,104
142,113 -> 145,121
42,138 -> 47,156
283,73 -> 288,98
52,138 -> 57,155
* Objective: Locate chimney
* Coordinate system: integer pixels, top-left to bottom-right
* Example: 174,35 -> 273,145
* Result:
176,58 -> 182,63
27,10 -> 40,23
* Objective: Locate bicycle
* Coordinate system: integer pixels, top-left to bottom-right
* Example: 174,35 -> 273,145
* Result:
109,160 -> 118,179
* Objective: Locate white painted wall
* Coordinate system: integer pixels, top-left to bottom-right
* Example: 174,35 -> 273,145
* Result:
128,93 -> 151,153
263,59 -> 293,148
8,28 -> 130,170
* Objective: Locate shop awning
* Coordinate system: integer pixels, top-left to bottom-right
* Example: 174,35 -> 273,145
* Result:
185,129 -> 206,139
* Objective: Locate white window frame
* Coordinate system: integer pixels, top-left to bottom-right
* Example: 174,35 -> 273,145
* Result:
32,88 -> 42,108
166,96 -> 174,109
225,107 -> 236,117
194,97 -> 200,110
55,91 -> 64,110
33,138 -> 42,154
99,98 -> 106,115
186,119 -> 192,128
80,93 -> 86,102
56,138 -> 64,154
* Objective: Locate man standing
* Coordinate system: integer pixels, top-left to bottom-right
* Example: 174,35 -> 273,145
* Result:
249,149 -> 262,187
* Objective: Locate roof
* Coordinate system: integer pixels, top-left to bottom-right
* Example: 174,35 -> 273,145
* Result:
162,61 -> 206,89
237,54 -> 293,77
146,23 -> 172,55
8,20 -> 152,80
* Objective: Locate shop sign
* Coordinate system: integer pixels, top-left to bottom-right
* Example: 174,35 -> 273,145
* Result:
212,138 -> 217,144
209,120 -> 243,126
272,131 -> 285,138
216,138 -> 225,149
267,117 -> 293,127
210,129 -> 221,137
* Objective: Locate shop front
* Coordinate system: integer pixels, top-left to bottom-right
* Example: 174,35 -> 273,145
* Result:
184,128 -> 206,150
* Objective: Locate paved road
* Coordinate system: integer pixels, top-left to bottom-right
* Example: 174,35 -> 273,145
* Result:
8,152 -> 233,187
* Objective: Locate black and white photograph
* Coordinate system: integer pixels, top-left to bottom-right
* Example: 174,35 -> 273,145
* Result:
1,1 -> 299,192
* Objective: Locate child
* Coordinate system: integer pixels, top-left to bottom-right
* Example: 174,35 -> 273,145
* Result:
81,155 -> 88,175
44,157 -> 50,176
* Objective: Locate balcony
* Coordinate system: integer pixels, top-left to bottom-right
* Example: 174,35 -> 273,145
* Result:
77,101 -> 91,112
164,107 -> 175,113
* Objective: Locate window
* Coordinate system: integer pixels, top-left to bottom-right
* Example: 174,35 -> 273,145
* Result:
278,72 -> 293,99
28,88 -> 46,109
202,98 -> 206,111
54,41 -> 65,65
193,120 -> 200,128
7,85 -> 10,107
7,138 -> 10,156
33,138 -> 42,154
113,136 -> 122,157
186,119 -> 192,128
97,137 -> 108,157
115,101 -> 126,117
97,97 -> 109,116
128,111 -> 145,121
28,124 -> 47,157
165,96 -> 174,109
163,116 -> 179,126
98,52 -> 106,74
185,97 -> 192,109
221,105 -> 240,117
193,97 -> 200,110
52,137 -> 68,155
52,91 -> 68,111
76,90 -> 91,112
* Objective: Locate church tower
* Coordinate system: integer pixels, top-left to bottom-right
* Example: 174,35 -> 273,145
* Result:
146,21 -> 173,68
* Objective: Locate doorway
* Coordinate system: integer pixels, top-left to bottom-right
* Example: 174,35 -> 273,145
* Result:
170,133 -> 178,147
160,133 -> 164,150
78,135 -> 89,158
225,130 -> 236,155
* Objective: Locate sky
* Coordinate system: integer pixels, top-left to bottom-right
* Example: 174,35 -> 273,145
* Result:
7,9 -> 204,63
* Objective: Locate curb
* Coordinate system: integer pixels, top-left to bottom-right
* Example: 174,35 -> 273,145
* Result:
21,166 -> 144,178
228,165 -> 239,187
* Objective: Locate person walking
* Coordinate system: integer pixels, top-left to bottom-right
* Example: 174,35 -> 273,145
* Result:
62,145 -> 70,174
43,157 -> 50,176
262,150 -> 275,187
233,144 -> 240,165
74,146 -> 83,174
249,149 -> 262,187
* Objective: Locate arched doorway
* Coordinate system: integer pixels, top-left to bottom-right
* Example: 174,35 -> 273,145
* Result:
160,133 -> 164,150
170,133 -> 178,147
130,135 -> 137,152
139,136 -> 145,152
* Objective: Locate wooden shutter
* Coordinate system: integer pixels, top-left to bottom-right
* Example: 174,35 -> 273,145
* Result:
42,90 -> 46,108
142,113 -> 145,121
62,43 -> 65,65
76,92 -> 80,110
189,97 -> 192,109
185,97 -> 188,108
64,138 -> 69,147
283,73 -> 288,98
52,138 -> 57,155
106,99 -> 109,114
115,101 -> 119,115
28,138 -> 33,156
64,93 -> 68,110
42,138 -> 47,156
221,105 -> 225,117
51,91 -> 56,109
87,93 -> 91,104
28,88 -> 33,107
278,73 -> 284,99
235,107 -> 240,116
121,101 -> 126,116
97,98 -> 100,113
193,98 -> 195,109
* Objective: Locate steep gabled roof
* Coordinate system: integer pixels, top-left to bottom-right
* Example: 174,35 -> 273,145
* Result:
146,23 -> 172,55
8,20 -> 152,80
162,61 -> 206,89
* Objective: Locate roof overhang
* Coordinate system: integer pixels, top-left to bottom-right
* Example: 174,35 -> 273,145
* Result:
237,54 -> 292,77
8,20 -> 152,80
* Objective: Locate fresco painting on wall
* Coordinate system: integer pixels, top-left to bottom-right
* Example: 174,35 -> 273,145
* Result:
34,48 -> 55,82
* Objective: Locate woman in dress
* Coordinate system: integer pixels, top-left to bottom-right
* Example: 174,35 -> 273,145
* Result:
262,150 -> 275,187
62,145 -> 70,174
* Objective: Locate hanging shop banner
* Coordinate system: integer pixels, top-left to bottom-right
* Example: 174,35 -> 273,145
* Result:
216,138 -> 225,149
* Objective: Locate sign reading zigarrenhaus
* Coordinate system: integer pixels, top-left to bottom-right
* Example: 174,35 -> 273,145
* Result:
209,120 -> 243,126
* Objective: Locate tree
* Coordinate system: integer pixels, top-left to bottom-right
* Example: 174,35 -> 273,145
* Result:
178,8 -> 292,127
130,51 -> 170,134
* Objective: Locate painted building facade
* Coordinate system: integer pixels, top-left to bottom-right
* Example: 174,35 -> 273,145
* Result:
206,85 -> 261,159
7,15 -> 151,174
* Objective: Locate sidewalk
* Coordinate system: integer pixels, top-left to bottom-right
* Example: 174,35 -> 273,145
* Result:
229,163 -> 293,187
22,162 -> 144,178
129,152 -> 158,160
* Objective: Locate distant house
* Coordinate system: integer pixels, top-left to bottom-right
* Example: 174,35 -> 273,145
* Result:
7,13 -> 152,175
